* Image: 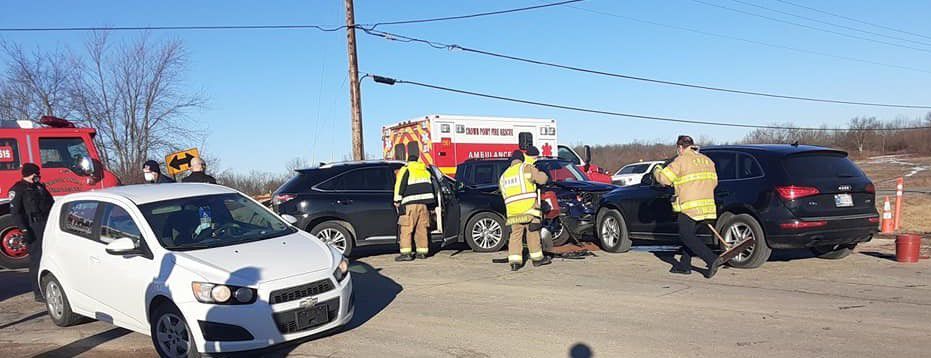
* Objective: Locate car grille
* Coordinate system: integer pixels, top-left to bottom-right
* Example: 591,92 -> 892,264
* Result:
273,297 -> 340,334
269,279 -> 335,304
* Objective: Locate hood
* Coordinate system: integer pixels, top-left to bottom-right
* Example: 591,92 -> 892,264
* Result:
173,231 -> 334,286
553,180 -> 617,192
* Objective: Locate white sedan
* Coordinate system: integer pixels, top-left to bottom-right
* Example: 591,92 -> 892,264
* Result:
612,161 -> 664,186
38,184 -> 353,357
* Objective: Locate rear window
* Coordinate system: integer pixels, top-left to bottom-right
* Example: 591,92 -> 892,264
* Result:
783,152 -> 863,178
617,164 -> 650,175
275,172 -> 319,194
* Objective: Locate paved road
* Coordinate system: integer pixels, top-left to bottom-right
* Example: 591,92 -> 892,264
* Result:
1,240 -> 929,357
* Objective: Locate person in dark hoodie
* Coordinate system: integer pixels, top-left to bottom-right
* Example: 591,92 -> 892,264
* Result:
143,160 -> 175,184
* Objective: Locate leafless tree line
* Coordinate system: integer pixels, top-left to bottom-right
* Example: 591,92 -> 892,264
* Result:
583,113 -> 931,172
0,33 -> 205,183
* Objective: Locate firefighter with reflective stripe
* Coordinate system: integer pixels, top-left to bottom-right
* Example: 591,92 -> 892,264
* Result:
500,147 -> 552,271
394,154 -> 437,261
654,135 -> 725,279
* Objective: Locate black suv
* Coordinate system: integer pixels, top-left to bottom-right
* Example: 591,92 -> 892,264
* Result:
595,144 -> 878,268
457,157 -> 617,246
272,160 -> 508,256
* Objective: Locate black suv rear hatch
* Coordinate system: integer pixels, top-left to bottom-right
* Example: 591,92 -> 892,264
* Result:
779,151 -> 875,218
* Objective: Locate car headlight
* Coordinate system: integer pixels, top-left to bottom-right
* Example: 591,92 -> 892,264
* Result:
191,282 -> 257,304
333,257 -> 349,283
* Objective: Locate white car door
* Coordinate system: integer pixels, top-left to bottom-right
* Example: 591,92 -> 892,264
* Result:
54,200 -> 104,311
86,200 -> 154,333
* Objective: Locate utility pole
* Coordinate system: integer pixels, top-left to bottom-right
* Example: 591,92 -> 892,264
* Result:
345,0 -> 364,160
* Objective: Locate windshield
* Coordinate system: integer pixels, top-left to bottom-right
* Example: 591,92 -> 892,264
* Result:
617,163 -> 650,175
139,193 -> 296,251
535,160 -> 589,182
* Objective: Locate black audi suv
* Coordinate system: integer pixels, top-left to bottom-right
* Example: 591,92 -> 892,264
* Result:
595,144 -> 878,268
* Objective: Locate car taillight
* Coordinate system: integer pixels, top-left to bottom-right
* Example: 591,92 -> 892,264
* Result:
776,185 -> 820,200
779,220 -> 827,230
865,183 -> 875,193
273,194 -> 296,205
868,217 -> 880,223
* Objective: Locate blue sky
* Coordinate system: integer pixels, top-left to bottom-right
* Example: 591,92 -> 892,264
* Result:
2,0 -> 930,173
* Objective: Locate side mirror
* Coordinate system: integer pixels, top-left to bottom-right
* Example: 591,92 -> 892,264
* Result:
280,214 -> 299,225
641,174 -> 655,186
583,145 -> 592,172
75,155 -> 94,177
105,237 -> 141,255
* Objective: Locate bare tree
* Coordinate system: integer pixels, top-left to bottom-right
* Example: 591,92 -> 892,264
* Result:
0,42 -> 76,121
70,33 -> 205,182
846,116 -> 880,155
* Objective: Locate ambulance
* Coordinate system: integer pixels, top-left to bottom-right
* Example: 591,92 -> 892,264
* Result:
382,114 -> 612,182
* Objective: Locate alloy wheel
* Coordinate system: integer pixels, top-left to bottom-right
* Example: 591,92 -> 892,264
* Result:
45,281 -> 64,320
723,222 -> 756,263
156,313 -> 191,358
318,228 -> 348,253
471,218 -> 502,249
601,216 -> 620,247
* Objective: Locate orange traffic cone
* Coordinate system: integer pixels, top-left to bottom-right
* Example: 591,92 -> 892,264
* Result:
881,196 -> 894,234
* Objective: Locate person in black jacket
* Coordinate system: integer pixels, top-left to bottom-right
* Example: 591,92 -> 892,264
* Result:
181,157 -> 217,184
143,160 -> 175,184
9,163 -> 54,302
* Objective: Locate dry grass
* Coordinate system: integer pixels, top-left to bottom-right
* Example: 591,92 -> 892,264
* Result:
856,155 -> 931,234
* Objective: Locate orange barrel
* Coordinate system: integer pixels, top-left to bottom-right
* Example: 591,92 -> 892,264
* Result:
895,234 -> 922,263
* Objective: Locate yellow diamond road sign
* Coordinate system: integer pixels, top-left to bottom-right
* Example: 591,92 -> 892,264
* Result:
165,148 -> 200,176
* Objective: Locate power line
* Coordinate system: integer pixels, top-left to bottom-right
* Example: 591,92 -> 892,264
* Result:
366,74 -> 931,131
0,0 -> 583,33
363,0 -> 583,29
774,0 -> 931,42
563,4 -> 931,75
691,0 -> 931,54
362,28 -> 931,109
729,0 -> 931,48
0,24 -> 350,32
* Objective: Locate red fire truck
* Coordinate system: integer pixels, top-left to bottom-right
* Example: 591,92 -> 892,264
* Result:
0,116 -> 120,269
382,114 -> 612,182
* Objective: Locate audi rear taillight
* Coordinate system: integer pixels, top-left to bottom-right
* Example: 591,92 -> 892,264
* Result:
865,183 -> 875,193
273,194 -> 296,206
868,217 -> 880,224
776,185 -> 820,200
779,220 -> 827,230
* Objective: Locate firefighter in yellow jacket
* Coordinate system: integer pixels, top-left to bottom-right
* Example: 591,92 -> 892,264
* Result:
500,147 -> 552,271
654,135 -> 725,279
394,154 -> 436,262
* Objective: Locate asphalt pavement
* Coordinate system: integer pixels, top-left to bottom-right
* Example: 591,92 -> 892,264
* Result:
1,240 -> 929,357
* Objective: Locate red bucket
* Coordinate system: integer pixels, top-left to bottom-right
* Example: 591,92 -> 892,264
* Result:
895,234 -> 922,263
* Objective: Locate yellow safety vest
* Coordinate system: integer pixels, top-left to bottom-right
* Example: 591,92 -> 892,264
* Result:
394,162 -> 435,205
500,163 -> 541,225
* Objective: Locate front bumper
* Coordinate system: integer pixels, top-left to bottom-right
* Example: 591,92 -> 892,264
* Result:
179,272 -> 354,354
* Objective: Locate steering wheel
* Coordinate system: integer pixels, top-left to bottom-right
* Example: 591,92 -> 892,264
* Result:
193,223 -> 243,242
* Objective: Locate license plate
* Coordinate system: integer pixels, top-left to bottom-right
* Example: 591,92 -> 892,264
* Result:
834,193 -> 853,207
296,305 -> 329,329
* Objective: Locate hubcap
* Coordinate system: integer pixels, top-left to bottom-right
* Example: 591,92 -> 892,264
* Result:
46,281 -> 64,320
1,229 -> 28,258
601,217 -> 620,247
317,228 -> 347,253
156,313 -> 191,358
471,218 -> 502,249
723,222 -> 756,262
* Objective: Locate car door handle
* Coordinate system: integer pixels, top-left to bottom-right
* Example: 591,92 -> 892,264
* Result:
336,199 -> 353,205
89,256 -> 100,264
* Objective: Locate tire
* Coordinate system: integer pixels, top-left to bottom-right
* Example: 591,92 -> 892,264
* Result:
718,213 -> 770,269
595,209 -> 632,253
150,303 -> 200,358
42,275 -> 83,327
464,212 -> 508,252
310,221 -> 355,257
551,219 -> 571,247
0,215 -> 30,269
811,243 -> 857,260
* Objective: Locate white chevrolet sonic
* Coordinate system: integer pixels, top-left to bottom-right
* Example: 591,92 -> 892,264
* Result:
38,184 -> 353,357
